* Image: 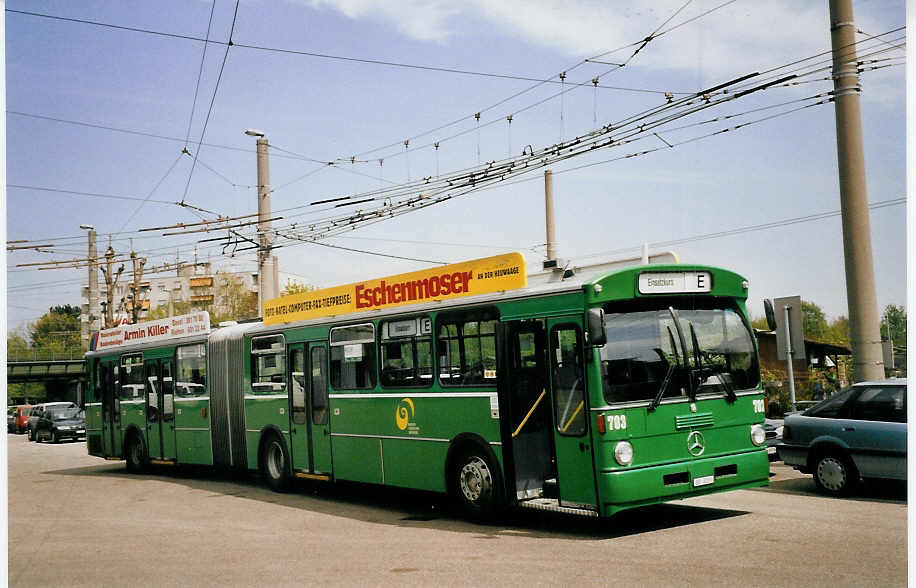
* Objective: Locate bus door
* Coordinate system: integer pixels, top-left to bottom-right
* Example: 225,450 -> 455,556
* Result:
287,342 -> 331,477
500,320 -> 552,501
145,358 -> 177,461
547,317 -> 597,509
101,359 -> 122,457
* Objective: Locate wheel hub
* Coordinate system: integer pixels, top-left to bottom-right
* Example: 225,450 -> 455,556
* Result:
267,442 -> 284,479
817,457 -> 846,490
459,457 -> 492,503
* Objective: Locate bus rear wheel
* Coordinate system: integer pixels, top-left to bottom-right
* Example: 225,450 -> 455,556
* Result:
451,451 -> 503,519
125,434 -> 147,473
261,435 -> 290,492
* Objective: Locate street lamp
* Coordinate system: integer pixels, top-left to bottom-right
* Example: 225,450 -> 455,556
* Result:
244,129 -> 265,138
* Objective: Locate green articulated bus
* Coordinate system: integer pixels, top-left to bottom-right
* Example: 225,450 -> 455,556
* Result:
85,252 -> 769,518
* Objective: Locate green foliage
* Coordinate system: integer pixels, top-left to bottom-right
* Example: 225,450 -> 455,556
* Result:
25,308 -> 82,355
144,271 -> 258,324
801,300 -> 828,342
281,279 -> 314,296
49,304 -> 80,319
882,304 -> 906,347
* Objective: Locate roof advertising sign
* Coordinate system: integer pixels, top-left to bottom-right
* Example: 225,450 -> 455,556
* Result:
263,252 -> 527,326
92,311 -> 211,351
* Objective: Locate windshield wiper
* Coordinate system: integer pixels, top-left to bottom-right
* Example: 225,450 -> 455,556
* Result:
667,307 -> 694,402
688,322 -> 737,403
649,347 -> 676,412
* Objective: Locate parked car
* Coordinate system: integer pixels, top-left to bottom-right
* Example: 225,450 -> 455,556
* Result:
7,407 -> 16,432
10,405 -> 32,434
777,379 -> 906,495
27,402 -> 77,441
34,405 -> 85,443
764,418 -> 783,461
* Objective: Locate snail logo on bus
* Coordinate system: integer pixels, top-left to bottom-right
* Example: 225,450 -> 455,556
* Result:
263,252 -> 527,325
91,311 -> 211,351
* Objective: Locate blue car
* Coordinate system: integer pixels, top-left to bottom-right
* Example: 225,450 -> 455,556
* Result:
777,379 -> 906,496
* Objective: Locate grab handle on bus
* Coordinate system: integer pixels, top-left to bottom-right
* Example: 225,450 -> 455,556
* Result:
561,401 -> 584,433
512,389 -> 547,438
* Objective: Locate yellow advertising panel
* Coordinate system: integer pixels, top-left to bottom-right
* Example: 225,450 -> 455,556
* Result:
263,252 -> 527,325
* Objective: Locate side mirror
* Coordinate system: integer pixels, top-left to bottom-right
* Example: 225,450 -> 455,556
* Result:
586,308 -> 607,347
763,299 -> 777,331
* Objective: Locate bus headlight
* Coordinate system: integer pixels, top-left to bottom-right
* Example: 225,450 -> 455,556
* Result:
750,424 -> 766,446
614,441 -> 634,466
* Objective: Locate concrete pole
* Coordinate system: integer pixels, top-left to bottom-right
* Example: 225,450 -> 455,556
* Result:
544,169 -> 557,261
255,135 -> 277,311
829,0 -> 884,381
88,229 -> 99,335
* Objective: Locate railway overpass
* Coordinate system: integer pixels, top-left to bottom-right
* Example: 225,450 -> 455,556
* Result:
7,352 -> 87,405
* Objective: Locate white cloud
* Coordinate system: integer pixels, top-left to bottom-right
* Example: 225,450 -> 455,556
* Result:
299,0 -> 462,43
293,0 -> 903,86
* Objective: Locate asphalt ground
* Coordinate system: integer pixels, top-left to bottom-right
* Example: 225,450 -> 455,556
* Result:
7,433 -> 907,586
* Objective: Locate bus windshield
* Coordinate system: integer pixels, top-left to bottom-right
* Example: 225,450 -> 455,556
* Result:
599,298 -> 759,405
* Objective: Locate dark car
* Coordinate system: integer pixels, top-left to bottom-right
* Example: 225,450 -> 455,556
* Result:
28,402 -> 77,441
7,407 -> 16,432
34,406 -> 85,443
764,418 -> 782,461
777,379 -> 906,495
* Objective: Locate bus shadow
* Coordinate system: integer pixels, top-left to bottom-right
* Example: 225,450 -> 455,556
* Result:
50,463 -> 749,538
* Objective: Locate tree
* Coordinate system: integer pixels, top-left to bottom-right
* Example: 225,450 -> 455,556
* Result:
28,308 -> 81,354
212,271 -> 258,322
882,304 -> 906,347
281,279 -> 314,297
801,300 -> 828,342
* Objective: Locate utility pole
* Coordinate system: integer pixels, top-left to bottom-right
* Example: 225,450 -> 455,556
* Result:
129,243 -> 147,324
829,0 -> 884,381
99,241 -> 124,328
544,169 -> 558,262
245,129 -> 278,312
80,224 -> 99,347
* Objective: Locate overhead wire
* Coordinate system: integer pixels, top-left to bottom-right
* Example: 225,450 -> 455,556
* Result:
180,0 -> 240,205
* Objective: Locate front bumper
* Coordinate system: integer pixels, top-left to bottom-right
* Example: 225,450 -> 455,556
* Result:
598,449 -> 769,516
53,428 -> 86,441
775,443 -> 809,469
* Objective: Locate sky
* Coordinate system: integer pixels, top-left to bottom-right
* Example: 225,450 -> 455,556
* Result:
3,0 -> 907,333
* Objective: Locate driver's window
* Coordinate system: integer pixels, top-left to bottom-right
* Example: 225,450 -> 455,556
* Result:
552,325 -> 586,436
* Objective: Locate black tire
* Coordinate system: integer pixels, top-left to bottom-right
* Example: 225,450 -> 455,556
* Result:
125,434 -> 147,473
52,432 -> 59,444
450,450 -> 504,519
812,450 -> 859,496
28,427 -> 35,441
260,434 -> 290,492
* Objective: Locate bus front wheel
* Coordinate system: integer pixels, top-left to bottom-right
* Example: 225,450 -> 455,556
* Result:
451,451 -> 503,519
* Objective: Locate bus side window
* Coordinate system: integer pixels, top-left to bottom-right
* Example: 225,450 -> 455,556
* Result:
329,324 -> 375,390
120,354 -> 144,400
251,335 -> 287,393
380,317 -> 432,388
437,311 -> 498,387
176,343 -> 207,397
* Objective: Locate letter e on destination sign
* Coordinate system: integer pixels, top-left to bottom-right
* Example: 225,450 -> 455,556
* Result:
638,271 -> 712,295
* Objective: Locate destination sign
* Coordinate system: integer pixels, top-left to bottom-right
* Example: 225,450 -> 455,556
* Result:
93,311 -> 211,350
638,271 -> 712,295
263,252 -> 527,325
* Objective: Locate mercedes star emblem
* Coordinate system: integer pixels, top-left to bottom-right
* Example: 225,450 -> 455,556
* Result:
687,431 -> 705,456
